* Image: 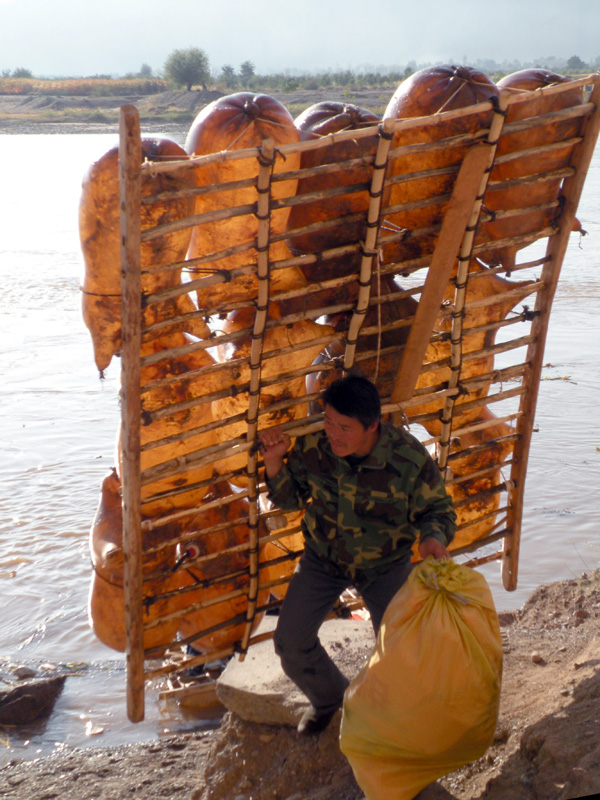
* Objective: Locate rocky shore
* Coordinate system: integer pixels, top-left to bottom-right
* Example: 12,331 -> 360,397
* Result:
2,569 -> 600,800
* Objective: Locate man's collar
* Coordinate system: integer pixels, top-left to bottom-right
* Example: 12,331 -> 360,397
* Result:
360,422 -> 390,469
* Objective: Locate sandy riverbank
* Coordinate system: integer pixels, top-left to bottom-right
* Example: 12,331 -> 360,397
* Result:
0,86 -> 398,136
2,569 -> 600,800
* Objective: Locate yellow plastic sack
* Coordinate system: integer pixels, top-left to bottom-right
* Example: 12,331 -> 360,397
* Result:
339,558 -> 503,800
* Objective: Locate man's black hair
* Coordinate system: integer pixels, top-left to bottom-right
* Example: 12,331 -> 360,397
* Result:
321,375 -> 381,429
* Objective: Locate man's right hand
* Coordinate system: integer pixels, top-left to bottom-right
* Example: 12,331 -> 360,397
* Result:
258,426 -> 291,478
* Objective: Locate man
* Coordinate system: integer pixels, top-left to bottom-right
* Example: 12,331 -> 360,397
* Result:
259,375 -> 456,735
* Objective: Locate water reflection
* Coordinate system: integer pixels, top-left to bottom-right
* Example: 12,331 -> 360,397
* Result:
0,659 -> 223,768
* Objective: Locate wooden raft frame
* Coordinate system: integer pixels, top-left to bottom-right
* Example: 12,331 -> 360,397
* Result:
117,73 -> 600,721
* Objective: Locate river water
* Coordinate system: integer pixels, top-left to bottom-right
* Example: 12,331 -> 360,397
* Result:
0,131 -> 598,765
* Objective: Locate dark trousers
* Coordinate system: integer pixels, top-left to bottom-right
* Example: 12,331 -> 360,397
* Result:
273,545 -> 413,714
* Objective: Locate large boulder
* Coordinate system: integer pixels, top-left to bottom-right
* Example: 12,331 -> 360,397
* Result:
216,616 -> 375,727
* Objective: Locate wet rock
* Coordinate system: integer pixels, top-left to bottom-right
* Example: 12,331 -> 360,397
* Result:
0,675 -> 66,725
13,665 -> 37,680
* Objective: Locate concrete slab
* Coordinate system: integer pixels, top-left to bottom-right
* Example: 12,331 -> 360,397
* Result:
216,616 -> 376,727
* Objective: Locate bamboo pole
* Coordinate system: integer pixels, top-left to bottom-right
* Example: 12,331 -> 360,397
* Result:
455,530 -> 508,559
433,411 -> 521,444
444,308 -> 536,342
493,136 -> 583,167
452,481 -> 513,510
272,153 -> 375,185
434,94 -> 510,472
281,177 -> 371,211
461,281 -> 542,312
480,200 -> 561,224
142,510 -> 303,559
137,103 -> 497,177
486,166 -> 574,191
118,105 -> 145,724
140,310 -> 342,367
143,522 -> 303,565
137,127 -> 482,259
143,582 -> 265,634
145,611 -> 283,678
496,101 -> 593,137
473,254 -> 549,276
446,434 -> 519,463
445,459 -> 515,487
399,365 -> 526,416
239,137 -> 275,657
455,509 -> 509,538
418,333 -> 536,374
473,226 -> 556,259
502,77 -> 600,591
463,551 -> 504,568
345,119 -> 395,369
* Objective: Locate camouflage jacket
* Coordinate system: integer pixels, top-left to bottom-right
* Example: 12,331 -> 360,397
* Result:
266,422 -> 456,580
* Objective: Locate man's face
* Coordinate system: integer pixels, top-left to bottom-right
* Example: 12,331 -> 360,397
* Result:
323,404 -> 379,458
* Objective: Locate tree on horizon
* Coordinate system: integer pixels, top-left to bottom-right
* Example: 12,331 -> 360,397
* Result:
239,60 -> 255,87
11,67 -> 33,78
164,47 -> 210,91
220,64 -> 237,88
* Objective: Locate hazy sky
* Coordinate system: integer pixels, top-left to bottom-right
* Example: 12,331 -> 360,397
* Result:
1,0 -> 598,77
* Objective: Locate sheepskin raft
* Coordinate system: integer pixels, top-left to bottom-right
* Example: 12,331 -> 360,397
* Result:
85,71 -> 600,721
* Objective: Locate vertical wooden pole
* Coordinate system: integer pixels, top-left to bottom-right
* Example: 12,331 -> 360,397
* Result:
502,78 -> 600,590
240,137 -> 275,657
119,104 -> 144,722
343,118 -> 395,370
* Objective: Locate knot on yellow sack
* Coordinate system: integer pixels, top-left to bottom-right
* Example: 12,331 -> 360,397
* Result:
418,556 -> 472,604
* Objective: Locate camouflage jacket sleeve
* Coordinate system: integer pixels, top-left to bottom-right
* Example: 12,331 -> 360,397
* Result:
264,436 -> 313,512
408,451 -> 456,547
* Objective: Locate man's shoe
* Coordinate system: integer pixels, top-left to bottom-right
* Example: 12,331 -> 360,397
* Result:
297,705 -> 341,736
